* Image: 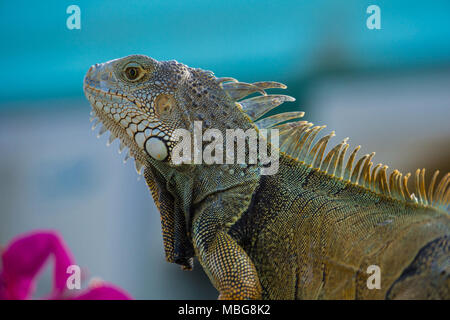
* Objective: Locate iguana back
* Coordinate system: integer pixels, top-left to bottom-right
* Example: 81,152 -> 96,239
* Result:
83,55 -> 450,299
229,156 -> 449,299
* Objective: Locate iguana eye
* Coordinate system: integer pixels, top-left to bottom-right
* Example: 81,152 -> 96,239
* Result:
123,63 -> 144,81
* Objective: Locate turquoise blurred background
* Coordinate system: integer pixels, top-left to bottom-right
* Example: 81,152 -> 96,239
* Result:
0,1 -> 449,299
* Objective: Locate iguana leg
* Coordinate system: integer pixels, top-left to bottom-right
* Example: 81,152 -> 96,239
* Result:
197,229 -> 262,300
192,190 -> 262,300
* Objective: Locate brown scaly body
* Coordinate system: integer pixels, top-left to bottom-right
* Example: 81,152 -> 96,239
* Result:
83,54 -> 450,299
229,157 -> 449,299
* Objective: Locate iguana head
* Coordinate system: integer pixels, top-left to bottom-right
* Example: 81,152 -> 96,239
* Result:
83,54 -> 195,172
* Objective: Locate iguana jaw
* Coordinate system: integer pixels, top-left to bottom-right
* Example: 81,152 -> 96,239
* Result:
83,61 -> 174,175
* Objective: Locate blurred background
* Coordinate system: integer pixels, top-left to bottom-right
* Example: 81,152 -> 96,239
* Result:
0,0 -> 449,299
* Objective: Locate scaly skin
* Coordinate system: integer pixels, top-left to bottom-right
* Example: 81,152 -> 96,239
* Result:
83,55 -> 450,299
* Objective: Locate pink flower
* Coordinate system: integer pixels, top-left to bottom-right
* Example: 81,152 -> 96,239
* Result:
0,230 -> 132,300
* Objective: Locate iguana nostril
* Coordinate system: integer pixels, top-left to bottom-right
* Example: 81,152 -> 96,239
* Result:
86,65 -> 99,80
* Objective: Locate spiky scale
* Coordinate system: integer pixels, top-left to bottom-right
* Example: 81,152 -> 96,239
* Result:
123,152 -> 131,163
91,119 -> 100,130
280,122 -> 312,158
350,154 -> 368,184
221,82 -> 266,101
118,141 -> 126,154
344,146 -> 361,182
396,171 -> 405,200
321,137 -> 347,175
379,166 -> 390,196
97,125 -> 107,138
252,81 -> 287,90
436,173 -> 450,205
239,95 -> 295,120
107,133 -> 116,146
359,152 -> 375,187
255,111 -> 305,129
135,160 -> 144,175
389,170 -> 398,199
311,131 -> 335,169
301,126 -> 326,163
403,173 -> 412,200
335,143 -> 349,179
428,170 -> 440,205
216,77 -> 238,84
370,163 -> 382,193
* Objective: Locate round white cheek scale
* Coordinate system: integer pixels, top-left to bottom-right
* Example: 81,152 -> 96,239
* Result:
145,137 -> 168,161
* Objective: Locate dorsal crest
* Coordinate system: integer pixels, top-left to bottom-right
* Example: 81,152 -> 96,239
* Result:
218,77 -> 450,212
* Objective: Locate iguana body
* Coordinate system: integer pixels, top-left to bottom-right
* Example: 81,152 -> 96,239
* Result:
83,55 -> 450,299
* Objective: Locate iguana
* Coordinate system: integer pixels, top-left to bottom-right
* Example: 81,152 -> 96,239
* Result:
83,55 -> 450,299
